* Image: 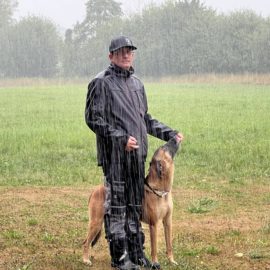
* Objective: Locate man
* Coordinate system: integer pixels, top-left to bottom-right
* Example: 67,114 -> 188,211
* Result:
85,36 -> 184,270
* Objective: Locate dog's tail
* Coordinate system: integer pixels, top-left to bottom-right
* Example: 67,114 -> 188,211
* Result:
91,230 -> 102,247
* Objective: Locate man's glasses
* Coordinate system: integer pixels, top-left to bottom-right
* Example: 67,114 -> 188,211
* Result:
113,48 -> 134,57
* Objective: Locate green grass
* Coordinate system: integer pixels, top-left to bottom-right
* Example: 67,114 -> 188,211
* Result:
0,80 -> 269,270
0,82 -> 269,187
188,197 -> 217,214
0,84 -> 98,186
3,229 -> 24,240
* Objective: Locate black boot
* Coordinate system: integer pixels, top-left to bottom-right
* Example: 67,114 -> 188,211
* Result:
109,238 -> 140,270
112,253 -> 141,270
132,254 -> 160,270
128,233 -> 160,269
137,257 -> 161,270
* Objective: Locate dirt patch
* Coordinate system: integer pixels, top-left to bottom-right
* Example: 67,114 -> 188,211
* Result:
0,186 -> 269,270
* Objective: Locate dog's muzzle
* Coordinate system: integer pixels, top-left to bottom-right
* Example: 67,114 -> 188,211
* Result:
162,137 -> 180,159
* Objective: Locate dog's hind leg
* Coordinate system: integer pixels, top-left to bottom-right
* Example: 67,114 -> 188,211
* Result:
83,186 -> 105,265
82,221 -> 103,265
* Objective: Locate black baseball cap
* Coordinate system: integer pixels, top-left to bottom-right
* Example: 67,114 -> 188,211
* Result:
109,36 -> 137,53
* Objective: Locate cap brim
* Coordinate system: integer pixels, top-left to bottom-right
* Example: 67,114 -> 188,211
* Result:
110,45 -> 137,52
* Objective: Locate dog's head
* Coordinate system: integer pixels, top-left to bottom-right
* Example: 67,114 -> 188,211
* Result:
148,136 -> 180,180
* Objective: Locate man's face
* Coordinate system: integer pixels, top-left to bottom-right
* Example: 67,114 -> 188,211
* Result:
109,47 -> 134,70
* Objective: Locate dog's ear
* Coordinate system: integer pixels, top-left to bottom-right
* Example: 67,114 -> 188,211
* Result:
155,160 -> 162,179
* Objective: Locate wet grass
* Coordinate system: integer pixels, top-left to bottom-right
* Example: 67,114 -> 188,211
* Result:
1,81 -> 270,187
0,80 -> 270,269
0,84 -> 99,186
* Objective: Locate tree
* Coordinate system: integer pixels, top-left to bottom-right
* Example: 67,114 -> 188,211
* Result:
0,0 -> 18,76
255,17 -> 270,73
132,0 -> 217,76
8,16 -> 61,77
0,0 -> 17,27
75,0 -> 122,41
216,10 -> 268,73
63,0 -> 123,76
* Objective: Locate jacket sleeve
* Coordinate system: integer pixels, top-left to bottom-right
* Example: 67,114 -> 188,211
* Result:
85,78 -> 128,146
142,87 -> 179,141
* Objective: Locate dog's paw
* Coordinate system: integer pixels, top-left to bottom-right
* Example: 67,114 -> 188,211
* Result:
170,259 -> 178,266
83,258 -> 92,266
168,257 -> 178,266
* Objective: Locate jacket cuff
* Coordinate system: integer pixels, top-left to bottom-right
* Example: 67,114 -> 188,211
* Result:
114,134 -> 129,149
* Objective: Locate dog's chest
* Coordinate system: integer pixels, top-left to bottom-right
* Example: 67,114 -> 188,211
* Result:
143,192 -> 173,223
157,194 -> 172,218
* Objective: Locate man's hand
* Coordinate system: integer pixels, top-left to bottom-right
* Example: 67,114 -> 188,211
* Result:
125,136 -> 139,152
175,133 -> 184,143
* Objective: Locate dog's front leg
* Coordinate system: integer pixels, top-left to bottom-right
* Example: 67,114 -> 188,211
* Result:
149,223 -> 159,263
163,213 -> 178,265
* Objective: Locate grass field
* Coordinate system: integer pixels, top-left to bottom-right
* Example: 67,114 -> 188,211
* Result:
0,79 -> 269,269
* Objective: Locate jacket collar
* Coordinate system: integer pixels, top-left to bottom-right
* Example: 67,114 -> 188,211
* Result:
109,63 -> 134,78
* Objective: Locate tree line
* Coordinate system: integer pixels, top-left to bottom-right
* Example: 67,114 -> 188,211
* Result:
1,0 -> 270,78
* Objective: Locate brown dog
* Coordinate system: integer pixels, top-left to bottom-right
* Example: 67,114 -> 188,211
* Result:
83,137 -> 180,267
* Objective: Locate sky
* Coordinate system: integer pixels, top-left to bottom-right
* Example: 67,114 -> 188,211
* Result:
14,0 -> 270,30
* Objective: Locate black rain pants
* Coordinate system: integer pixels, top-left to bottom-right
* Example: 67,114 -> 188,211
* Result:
103,154 -> 146,264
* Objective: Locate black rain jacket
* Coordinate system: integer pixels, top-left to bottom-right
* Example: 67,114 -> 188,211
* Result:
85,64 -> 178,167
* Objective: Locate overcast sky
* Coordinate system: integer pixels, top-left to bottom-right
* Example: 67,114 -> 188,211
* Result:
14,0 -> 270,29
